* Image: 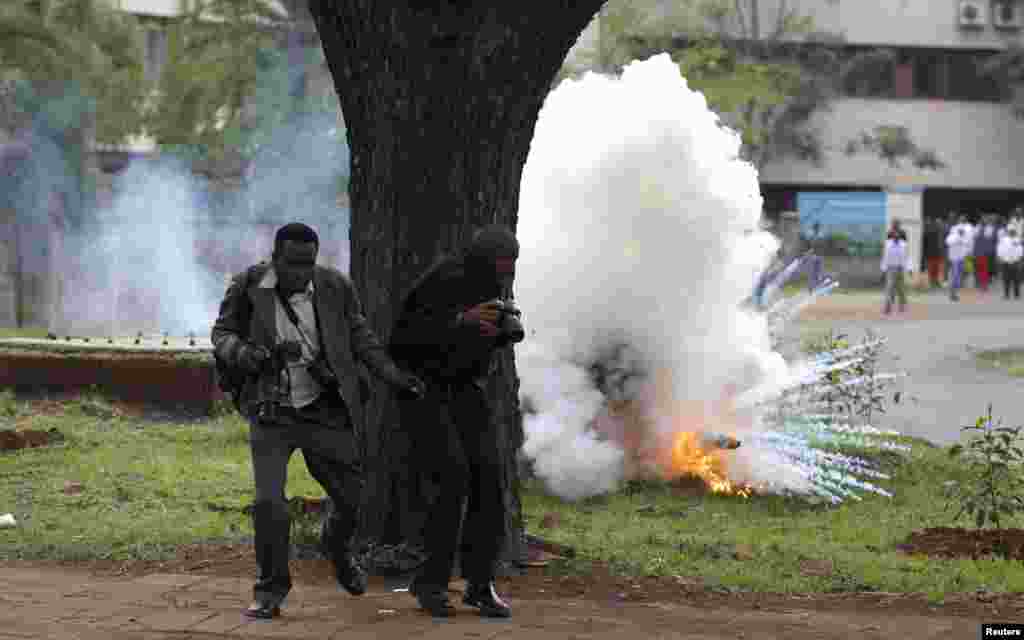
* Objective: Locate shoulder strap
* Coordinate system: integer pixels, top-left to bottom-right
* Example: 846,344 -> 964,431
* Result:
275,287 -> 318,354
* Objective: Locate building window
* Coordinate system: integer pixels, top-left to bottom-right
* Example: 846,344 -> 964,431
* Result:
843,54 -> 896,98
839,47 -> 1004,103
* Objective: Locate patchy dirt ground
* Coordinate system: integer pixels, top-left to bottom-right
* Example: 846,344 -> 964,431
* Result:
3,540 -> 1023,623
796,287 -> 997,323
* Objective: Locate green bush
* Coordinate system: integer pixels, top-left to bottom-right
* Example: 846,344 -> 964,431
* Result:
944,405 -> 1024,530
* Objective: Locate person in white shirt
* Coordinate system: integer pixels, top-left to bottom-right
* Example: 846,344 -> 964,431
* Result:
946,216 -> 973,302
998,228 -> 1024,300
881,229 -> 911,314
1008,208 -> 1024,238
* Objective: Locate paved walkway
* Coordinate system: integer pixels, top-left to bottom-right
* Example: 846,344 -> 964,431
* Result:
784,288 -> 1024,446
0,567 -> 983,639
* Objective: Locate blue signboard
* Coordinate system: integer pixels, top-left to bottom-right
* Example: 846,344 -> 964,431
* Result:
798,191 -> 887,258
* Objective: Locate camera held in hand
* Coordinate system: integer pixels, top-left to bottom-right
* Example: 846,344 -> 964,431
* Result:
495,299 -> 525,343
275,339 -> 303,364
256,340 -> 303,423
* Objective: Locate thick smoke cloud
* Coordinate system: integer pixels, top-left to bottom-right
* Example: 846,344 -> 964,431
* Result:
514,54 -> 788,500
49,109 -> 349,338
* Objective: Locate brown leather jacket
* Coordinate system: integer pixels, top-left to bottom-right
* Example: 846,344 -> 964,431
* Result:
211,262 -> 403,429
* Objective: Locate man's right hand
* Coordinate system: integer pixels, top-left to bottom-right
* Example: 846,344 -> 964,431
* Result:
460,300 -> 503,337
238,343 -> 270,374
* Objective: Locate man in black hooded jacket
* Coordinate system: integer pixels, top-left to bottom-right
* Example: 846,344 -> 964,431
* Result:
389,224 -> 525,618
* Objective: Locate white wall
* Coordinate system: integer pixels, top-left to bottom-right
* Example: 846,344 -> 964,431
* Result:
758,98 -> 1024,190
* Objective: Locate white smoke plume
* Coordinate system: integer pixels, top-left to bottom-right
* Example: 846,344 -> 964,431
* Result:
514,53 -> 791,500
50,111 -> 349,339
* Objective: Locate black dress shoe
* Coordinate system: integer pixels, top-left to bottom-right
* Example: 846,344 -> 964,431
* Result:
463,582 -> 512,618
244,599 -> 281,619
410,583 -> 456,617
335,554 -> 368,596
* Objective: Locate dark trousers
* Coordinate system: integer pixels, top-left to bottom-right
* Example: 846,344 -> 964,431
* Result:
248,390 -> 363,602
407,380 -> 507,591
926,256 -> 944,286
1004,263 -> 1021,299
976,255 -> 991,290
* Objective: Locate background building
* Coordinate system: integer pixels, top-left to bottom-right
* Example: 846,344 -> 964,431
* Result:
567,0 -> 1024,280
756,0 -> 1024,276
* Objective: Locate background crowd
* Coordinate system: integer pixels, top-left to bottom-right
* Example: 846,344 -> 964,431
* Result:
921,207 -> 1024,302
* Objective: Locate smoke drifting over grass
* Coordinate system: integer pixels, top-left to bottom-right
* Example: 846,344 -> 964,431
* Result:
50,110 -> 349,338
515,54 -> 788,500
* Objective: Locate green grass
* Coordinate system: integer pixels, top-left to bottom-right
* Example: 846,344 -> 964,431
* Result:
0,327 -> 49,339
975,348 -> 1024,378
522,434 -> 1024,600
3,391 -> 1024,599
0,391 -> 323,562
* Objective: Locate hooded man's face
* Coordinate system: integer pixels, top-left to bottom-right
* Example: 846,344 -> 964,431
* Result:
274,240 -> 317,294
494,255 -> 516,283
467,225 -> 519,290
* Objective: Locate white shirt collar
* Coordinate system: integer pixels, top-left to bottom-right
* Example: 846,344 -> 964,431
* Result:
258,266 -> 315,296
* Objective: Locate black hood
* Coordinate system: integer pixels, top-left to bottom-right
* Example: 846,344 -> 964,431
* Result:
465,224 -> 518,288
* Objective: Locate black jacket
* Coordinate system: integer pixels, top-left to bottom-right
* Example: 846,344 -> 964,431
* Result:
389,252 -> 516,384
211,262 -> 401,427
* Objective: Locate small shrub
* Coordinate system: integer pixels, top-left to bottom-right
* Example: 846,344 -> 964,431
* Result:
944,405 -> 1024,529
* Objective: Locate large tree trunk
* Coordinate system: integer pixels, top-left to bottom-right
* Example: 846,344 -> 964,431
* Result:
306,1 -> 605,558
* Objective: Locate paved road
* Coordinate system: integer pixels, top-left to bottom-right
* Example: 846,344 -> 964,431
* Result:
0,567 -> 982,639
781,288 -> 1024,447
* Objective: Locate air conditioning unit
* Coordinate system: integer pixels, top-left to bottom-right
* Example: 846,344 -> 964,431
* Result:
959,0 -> 988,28
993,1 -> 1022,29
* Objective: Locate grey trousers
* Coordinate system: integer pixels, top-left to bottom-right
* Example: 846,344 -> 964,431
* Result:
248,390 -> 363,602
883,267 -> 907,312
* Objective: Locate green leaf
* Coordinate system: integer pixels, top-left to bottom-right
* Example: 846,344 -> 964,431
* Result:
949,445 -> 964,458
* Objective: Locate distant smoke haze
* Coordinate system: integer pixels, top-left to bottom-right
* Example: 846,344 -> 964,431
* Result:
45,110 -> 350,338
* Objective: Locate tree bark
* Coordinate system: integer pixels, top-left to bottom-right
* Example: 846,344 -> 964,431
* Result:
306,0 -> 605,556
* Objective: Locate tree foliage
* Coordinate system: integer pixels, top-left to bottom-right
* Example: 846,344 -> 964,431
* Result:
566,0 -> 942,171
146,0 -> 293,167
979,44 -> 1024,120
0,0 -> 148,146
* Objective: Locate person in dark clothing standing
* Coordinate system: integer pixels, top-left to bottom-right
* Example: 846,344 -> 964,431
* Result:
211,223 -> 424,620
923,218 -> 944,288
998,228 -> 1023,299
973,214 -> 998,292
389,224 -> 525,619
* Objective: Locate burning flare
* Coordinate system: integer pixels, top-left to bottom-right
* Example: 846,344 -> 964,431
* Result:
594,369 -> 756,497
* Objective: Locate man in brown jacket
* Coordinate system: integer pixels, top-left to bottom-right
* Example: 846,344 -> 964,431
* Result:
212,222 -> 424,619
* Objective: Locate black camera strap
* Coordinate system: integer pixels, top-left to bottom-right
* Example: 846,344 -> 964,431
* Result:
275,287 -> 319,357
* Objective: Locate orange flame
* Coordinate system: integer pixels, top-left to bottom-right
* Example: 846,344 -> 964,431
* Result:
596,371 -> 756,497
664,430 -> 751,498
